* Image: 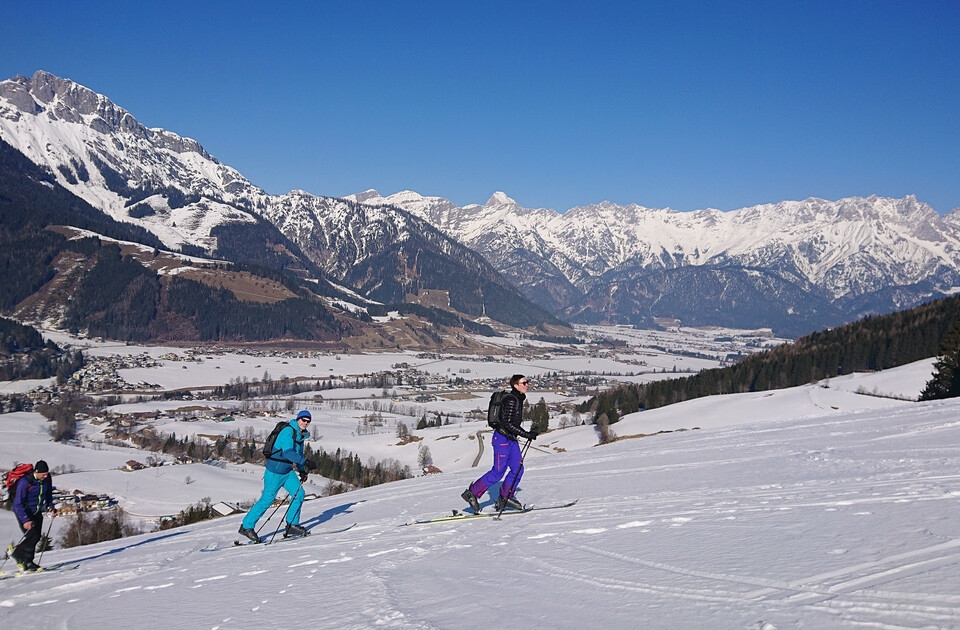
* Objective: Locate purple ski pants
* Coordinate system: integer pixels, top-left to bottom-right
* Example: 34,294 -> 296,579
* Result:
469,431 -> 523,499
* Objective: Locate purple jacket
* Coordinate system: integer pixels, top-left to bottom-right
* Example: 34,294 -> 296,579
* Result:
13,473 -> 55,524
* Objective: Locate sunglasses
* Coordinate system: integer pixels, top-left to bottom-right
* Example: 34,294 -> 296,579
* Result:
299,417 -> 311,424
518,380 -> 528,386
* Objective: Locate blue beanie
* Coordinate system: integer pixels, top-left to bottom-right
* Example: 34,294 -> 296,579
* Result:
296,410 -> 312,421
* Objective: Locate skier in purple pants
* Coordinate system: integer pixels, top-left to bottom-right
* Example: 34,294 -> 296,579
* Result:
462,375 -> 539,512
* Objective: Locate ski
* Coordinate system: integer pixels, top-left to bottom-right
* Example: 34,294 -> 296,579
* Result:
200,522 -> 357,553
402,499 -> 579,526
0,562 -> 79,580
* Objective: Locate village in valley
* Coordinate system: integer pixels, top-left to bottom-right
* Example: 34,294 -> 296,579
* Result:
0,323 -> 787,535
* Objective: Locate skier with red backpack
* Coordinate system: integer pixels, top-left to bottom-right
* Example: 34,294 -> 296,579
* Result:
461,375 -> 539,513
6,460 -> 58,572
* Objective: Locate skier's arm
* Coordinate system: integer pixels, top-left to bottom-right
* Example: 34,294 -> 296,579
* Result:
44,477 -> 57,512
275,425 -> 306,469
12,478 -> 30,524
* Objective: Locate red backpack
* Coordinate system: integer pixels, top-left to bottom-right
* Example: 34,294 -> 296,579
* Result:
3,463 -> 34,491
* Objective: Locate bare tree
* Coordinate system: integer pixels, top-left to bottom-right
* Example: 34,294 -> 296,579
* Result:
418,444 -> 433,468
596,413 -> 612,443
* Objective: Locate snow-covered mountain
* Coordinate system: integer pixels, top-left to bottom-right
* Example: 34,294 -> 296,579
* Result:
0,71 -> 557,330
4,70 -> 959,337
361,190 -> 960,335
0,71 -> 266,252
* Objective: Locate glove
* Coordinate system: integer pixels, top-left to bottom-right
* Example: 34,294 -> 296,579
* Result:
528,427 -> 540,441
305,459 -> 318,472
299,469 -> 308,483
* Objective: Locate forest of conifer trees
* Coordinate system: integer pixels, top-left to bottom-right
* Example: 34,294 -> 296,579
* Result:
579,294 -> 960,423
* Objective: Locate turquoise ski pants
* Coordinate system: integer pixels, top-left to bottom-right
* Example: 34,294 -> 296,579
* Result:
242,469 -> 304,529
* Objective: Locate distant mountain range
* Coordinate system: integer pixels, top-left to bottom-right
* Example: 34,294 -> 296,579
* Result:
2,70 -> 959,339
358,191 -> 960,336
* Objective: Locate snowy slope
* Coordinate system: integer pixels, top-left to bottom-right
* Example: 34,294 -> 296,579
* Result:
2,362 -> 958,628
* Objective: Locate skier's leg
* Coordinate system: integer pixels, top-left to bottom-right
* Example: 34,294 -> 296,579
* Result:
12,516 -> 41,565
282,473 -> 305,524
241,470 -> 285,530
471,433 -> 511,496
500,440 -> 524,498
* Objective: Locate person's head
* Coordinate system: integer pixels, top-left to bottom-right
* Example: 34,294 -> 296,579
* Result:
296,410 -> 312,429
510,374 -> 529,392
34,460 -> 49,480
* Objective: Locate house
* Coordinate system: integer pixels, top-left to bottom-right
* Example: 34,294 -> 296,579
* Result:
80,494 -> 99,510
422,465 -> 443,475
211,501 -> 240,517
125,460 -> 146,471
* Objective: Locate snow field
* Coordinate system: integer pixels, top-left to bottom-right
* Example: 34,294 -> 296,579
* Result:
1,391 -> 958,628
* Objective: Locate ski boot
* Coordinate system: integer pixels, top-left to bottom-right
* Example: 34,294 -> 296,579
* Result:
18,560 -> 39,572
461,489 -> 481,513
495,495 -> 523,511
237,526 -> 259,544
284,523 -> 310,538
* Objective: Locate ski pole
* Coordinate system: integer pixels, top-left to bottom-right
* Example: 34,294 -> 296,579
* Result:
36,517 -> 54,566
497,438 -> 532,519
266,476 -> 305,545
255,493 -> 289,537
0,532 -> 28,572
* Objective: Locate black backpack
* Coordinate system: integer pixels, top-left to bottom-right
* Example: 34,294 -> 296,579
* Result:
487,390 -> 514,430
262,421 -> 295,460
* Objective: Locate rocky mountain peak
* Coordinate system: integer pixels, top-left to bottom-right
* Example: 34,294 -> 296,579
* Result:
485,191 -> 517,206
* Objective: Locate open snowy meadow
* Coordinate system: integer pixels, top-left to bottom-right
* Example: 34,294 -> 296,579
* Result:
1,333 -> 958,628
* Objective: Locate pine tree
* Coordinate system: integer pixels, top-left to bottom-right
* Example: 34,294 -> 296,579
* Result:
920,316 -> 960,400
530,398 -> 550,434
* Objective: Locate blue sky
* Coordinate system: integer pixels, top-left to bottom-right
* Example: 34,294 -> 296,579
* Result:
2,1 -> 958,213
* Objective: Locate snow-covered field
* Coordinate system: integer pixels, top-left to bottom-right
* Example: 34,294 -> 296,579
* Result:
1,345 -> 956,628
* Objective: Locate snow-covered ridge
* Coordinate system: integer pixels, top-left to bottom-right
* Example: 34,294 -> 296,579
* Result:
0,72 -> 494,296
0,71 -> 271,251
368,189 -> 960,300
3,70 -> 960,333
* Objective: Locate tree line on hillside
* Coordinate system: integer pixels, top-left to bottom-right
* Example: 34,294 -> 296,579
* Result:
0,317 -> 84,383
919,316 -> 960,401
0,140 -> 348,343
104,422 -> 412,493
579,295 -> 960,423
44,241 -> 346,342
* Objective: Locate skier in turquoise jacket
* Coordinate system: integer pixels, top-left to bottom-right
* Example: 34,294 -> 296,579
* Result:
238,410 -> 317,542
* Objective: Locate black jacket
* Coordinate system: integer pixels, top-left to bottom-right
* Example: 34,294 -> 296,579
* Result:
496,388 -> 535,442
